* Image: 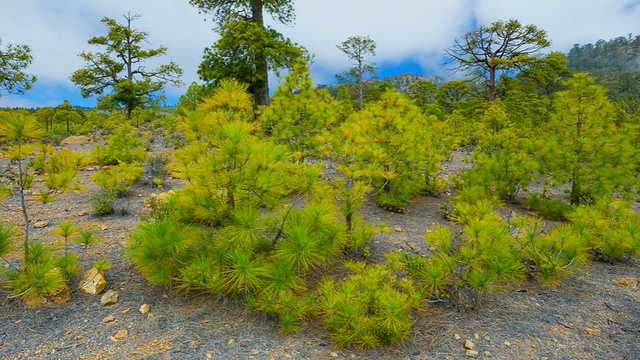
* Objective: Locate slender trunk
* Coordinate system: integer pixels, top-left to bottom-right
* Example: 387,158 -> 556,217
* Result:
125,14 -> 134,120
488,67 -> 496,101
16,142 -> 30,257
251,0 -> 270,106
571,110 -> 583,204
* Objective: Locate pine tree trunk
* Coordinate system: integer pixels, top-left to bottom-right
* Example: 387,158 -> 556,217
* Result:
251,0 -> 270,106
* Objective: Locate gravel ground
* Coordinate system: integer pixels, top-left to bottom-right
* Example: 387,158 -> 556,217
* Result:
1,143 -> 639,360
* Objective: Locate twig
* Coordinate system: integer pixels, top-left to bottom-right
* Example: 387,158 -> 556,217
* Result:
7,287 -> 32,299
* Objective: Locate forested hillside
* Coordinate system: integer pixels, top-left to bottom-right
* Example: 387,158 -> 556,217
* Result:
567,34 -> 640,112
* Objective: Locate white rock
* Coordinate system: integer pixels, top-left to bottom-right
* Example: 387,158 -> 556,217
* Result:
100,290 -> 118,306
80,268 -> 106,295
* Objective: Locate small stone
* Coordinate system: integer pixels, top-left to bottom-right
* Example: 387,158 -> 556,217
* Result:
464,339 -> 475,350
34,221 -> 49,228
228,338 -> 235,346
454,333 -> 462,340
615,277 -> 638,287
147,313 -> 154,320
483,351 -> 492,357
121,308 -> 130,314
80,268 -> 106,295
394,227 -> 402,232
473,333 -> 480,340
330,352 -> 338,358
139,303 -> 150,315
503,341 -> 511,346
585,328 -> 603,336
100,224 -> 109,231
465,350 -> 478,358
100,290 -> 118,306
113,329 -> 127,339
206,354 -> 212,360
284,354 -> 292,359
102,315 -> 116,323
76,210 -> 88,216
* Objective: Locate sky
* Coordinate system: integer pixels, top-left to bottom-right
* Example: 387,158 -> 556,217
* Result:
1,0 -> 639,108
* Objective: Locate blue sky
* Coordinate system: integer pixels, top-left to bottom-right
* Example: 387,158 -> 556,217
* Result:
1,0 -> 639,109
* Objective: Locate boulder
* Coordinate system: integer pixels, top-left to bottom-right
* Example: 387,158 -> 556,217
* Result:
79,268 -> 106,295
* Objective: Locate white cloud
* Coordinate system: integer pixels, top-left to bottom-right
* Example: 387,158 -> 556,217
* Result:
1,0 -> 638,107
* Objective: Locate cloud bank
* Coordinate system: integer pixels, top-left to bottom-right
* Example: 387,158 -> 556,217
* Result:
1,0 -> 639,107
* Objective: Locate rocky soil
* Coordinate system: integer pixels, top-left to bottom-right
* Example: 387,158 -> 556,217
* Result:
1,140 -> 639,359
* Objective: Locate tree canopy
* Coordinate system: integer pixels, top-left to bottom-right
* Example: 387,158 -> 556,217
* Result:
445,19 -> 550,101
70,13 -> 183,119
0,39 -> 37,97
336,36 -> 378,110
197,19 -> 305,107
189,0 -> 295,26
190,0 -> 301,106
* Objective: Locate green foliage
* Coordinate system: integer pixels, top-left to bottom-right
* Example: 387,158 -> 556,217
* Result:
171,80 -> 305,225
90,189 -> 115,215
446,19 -> 550,100
260,61 -> 340,159
0,38 -> 37,96
335,35 -> 378,110
75,227 -> 103,248
567,34 -> 640,113
326,91 -> 452,211
406,79 -> 443,117
126,219 -> 199,285
525,193 -> 573,221
393,198 -> 593,307
197,18 -> 305,106
510,216 -> 588,284
142,153 -> 169,188
189,0 -> 295,26
70,14 -> 183,118
52,220 -> 79,256
316,261 -> 419,348
456,100 -> 535,201
0,221 -> 15,259
92,124 -> 148,165
568,197 -> 640,262
5,243 -> 66,307
534,73 -> 637,204
56,253 -> 82,280
91,163 -> 144,198
93,257 -> 112,272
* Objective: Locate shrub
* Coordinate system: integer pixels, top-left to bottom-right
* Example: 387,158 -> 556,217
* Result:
92,124 -> 149,166
568,197 -> 640,262
142,153 -> 169,188
4,243 -> 67,307
90,190 -> 115,215
91,163 -> 143,198
316,261 -> 420,348
525,193 -> 573,221
125,219 -> 199,285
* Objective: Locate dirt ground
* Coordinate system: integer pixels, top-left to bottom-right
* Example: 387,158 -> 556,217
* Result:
1,143 -> 639,360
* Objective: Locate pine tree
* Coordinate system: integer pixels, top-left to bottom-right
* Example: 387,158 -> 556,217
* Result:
534,73 -> 636,204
